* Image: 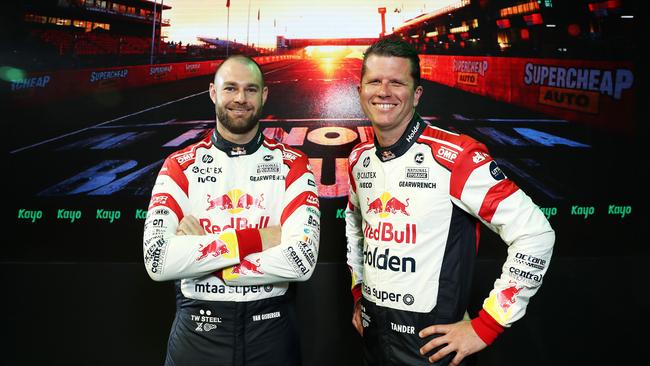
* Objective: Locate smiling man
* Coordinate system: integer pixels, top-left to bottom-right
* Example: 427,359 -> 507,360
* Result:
143,55 -> 320,366
345,38 -> 555,365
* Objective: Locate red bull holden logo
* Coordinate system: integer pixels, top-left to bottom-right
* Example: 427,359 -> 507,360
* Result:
206,189 -> 264,214
366,192 -> 410,218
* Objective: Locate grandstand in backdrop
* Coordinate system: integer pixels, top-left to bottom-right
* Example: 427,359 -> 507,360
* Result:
384,0 -> 637,60
7,0 -> 267,71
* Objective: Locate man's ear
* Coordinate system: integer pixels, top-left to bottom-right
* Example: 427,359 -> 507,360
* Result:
209,83 -> 217,104
413,85 -> 423,107
262,86 -> 269,106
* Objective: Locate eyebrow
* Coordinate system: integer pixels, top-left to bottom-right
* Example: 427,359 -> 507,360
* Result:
222,81 -> 260,88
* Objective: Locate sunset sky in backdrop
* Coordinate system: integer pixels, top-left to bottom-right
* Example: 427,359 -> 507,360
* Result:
161,0 -> 460,47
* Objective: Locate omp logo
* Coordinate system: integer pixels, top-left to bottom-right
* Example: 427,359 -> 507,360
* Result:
436,146 -> 458,163
175,152 -> 194,165
366,192 -> 409,218
206,189 -> 264,213
282,150 -> 298,162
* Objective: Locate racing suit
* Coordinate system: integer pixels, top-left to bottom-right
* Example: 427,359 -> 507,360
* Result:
143,128 -> 320,366
346,114 -> 554,365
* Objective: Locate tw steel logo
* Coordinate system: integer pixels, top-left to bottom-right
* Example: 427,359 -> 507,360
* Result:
366,192 -> 410,218
196,239 -> 231,261
206,189 -> 264,213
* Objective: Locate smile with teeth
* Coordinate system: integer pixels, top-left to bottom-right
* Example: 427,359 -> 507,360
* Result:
373,103 -> 397,111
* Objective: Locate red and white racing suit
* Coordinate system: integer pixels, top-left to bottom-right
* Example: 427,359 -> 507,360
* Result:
346,114 -> 554,365
143,128 -> 320,366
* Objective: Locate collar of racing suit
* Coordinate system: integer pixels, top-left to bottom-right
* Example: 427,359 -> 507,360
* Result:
211,127 -> 264,157
374,113 -> 427,162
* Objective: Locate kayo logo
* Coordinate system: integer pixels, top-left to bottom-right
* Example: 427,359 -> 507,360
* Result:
206,189 -> 264,213
366,192 -> 410,218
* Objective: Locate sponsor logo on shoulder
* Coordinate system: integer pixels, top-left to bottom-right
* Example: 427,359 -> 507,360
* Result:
436,146 -> 458,163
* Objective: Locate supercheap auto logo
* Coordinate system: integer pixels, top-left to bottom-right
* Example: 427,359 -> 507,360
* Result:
206,189 -> 265,214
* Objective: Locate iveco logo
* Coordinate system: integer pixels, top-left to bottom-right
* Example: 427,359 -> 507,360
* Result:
202,155 -> 214,164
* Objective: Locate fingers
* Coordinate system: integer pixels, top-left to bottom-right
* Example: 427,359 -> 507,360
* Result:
352,315 -> 363,336
426,344 -> 455,364
352,301 -> 364,336
419,324 -> 448,338
176,215 -> 205,236
419,334 -> 447,356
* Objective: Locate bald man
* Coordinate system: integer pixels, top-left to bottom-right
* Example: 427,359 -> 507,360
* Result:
143,55 -> 320,366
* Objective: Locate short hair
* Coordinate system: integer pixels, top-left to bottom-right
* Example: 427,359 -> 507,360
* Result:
361,37 -> 421,88
214,55 -> 265,87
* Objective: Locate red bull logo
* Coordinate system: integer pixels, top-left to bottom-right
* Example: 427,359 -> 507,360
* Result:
363,222 -> 417,244
196,239 -> 231,261
497,282 -> 522,312
200,216 -> 270,234
231,258 -> 264,275
206,189 -> 264,213
366,192 -> 410,218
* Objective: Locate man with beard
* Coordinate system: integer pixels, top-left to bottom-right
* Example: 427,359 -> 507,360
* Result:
143,55 -> 320,366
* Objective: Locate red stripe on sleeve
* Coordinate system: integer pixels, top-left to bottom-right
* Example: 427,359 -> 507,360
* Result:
450,157 -> 491,199
281,191 -> 319,225
148,193 -> 184,221
477,179 -> 519,223
285,155 -> 310,189
161,158 -> 190,196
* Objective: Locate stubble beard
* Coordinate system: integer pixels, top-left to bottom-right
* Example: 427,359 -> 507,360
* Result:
216,103 -> 262,135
